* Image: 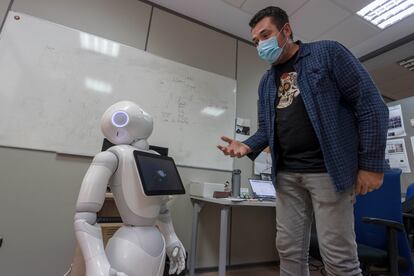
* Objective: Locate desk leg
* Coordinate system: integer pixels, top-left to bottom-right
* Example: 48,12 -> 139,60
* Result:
218,206 -> 230,276
188,200 -> 203,276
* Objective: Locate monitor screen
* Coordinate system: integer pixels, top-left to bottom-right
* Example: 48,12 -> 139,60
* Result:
249,179 -> 276,198
133,150 -> 185,196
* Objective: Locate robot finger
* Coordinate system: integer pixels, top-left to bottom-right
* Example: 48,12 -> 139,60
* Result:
179,248 -> 186,259
169,261 -> 178,275
177,260 -> 185,274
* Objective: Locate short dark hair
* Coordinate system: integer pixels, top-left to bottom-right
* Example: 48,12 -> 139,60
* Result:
249,6 -> 293,39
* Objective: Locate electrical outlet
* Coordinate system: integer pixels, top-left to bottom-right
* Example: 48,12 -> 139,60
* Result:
410,118 -> 414,127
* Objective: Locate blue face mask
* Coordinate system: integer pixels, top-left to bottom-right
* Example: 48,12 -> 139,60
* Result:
256,29 -> 287,64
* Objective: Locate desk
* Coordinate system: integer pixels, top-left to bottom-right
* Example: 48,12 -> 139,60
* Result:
188,196 -> 275,276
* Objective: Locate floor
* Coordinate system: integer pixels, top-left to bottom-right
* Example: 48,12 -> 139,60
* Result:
196,264 -> 325,276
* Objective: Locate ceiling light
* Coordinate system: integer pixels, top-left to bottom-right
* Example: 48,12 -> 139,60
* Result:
398,56 -> 414,71
85,77 -> 112,93
80,33 -> 120,57
357,0 -> 414,29
201,106 -> 226,117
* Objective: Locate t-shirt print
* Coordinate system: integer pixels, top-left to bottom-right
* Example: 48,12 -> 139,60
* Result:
277,72 -> 300,109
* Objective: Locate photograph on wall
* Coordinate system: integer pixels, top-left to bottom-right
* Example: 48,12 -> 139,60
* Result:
254,147 -> 272,175
235,117 -> 250,141
385,138 -> 411,173
411,136 -> 414,158
387,105 -> 406,138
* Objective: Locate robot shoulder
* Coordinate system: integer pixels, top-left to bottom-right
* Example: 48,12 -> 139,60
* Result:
92,151 -> 118,172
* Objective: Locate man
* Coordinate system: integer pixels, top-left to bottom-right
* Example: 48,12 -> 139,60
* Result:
217,6 -> 389,276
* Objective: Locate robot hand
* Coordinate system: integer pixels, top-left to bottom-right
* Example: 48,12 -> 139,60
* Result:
109,267 -> 128,276
166,240 -> 186,275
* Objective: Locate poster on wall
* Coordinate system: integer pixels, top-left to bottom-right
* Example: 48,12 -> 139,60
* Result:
235,117 -> 251,141
387,105 -> 406,138
411,136 -> 414,157
385,138 -> 411,173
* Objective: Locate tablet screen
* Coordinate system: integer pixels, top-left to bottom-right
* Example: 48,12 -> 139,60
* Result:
134,150 -> 185,196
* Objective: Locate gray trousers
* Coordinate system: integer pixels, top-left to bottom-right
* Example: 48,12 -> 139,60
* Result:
275,172 -> 362,276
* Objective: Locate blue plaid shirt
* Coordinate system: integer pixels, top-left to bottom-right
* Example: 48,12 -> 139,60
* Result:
243,40 -> 389,192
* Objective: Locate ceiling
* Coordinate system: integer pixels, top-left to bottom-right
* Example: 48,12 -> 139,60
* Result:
363,40 -> 414,100
147,0 -> 413,100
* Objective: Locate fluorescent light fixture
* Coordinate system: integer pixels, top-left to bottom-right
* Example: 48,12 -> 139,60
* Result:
201,106 -> 226,117
398,56 -> 414,71
80,33 -> 120,57
85,77 -> 112,93
357,0 -> 414,29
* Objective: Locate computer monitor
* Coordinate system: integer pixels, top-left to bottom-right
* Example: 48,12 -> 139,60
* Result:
133,150 -> 185,196
249,179 -> 276,199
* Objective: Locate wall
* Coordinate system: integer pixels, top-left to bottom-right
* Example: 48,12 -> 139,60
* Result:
0,0 -> 9,24
231,41 -> 276,264
387,96 -> 414,192
0,0 -> 276,275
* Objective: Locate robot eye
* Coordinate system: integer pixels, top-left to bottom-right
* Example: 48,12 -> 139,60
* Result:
111,111 -> 129,127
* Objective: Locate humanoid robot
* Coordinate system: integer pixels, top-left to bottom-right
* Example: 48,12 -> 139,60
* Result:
74,101 -> 186,276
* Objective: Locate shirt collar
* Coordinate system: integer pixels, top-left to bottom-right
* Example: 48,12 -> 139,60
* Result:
295,41 -> 311,61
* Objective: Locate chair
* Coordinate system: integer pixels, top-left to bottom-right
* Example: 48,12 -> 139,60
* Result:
402,190 -> 414,251
405,181 -> 414,247
310,169 -> 414,276
354,169 -> 414,275
406,182 -> 414,201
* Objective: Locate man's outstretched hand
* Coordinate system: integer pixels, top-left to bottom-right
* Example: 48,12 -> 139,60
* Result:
217,136 -> 251,158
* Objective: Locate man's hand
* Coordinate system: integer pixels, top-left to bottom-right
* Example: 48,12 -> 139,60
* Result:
217,136 -> 251,158
355,170 -> 384,195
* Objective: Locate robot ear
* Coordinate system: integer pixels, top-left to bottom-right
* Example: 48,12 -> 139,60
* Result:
111,111 -> 129,128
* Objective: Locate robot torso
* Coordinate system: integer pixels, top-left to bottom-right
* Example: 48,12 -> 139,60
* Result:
107,145 -> 165,226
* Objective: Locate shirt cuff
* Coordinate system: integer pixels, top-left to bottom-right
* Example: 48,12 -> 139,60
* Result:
358,156 -> 388,173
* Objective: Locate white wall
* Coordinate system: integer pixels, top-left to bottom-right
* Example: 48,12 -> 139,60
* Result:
0,0 -> 276,275
231,41 -> 277,265
146,8 -> 237,79
12,0 -> 152,50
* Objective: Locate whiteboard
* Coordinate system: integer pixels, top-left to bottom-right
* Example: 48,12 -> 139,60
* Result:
0,12 -> 236,171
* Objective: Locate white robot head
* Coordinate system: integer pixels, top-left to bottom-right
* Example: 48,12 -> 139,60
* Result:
101,101 -> 153,145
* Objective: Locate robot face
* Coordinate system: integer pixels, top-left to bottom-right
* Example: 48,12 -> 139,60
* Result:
101,101 -> 153,145
111,111 -> 129,128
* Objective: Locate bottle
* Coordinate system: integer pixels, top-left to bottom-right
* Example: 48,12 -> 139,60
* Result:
231,169 -> 241,198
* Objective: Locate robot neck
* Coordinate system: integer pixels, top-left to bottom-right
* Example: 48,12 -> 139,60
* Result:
131,139 -> 149,150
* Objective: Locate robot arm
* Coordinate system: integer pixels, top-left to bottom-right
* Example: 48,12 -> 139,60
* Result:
155,202 -> 186,275
74,151 -> 126,276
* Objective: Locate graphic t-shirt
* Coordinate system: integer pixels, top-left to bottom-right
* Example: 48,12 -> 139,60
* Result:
274,50 -> 326,173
